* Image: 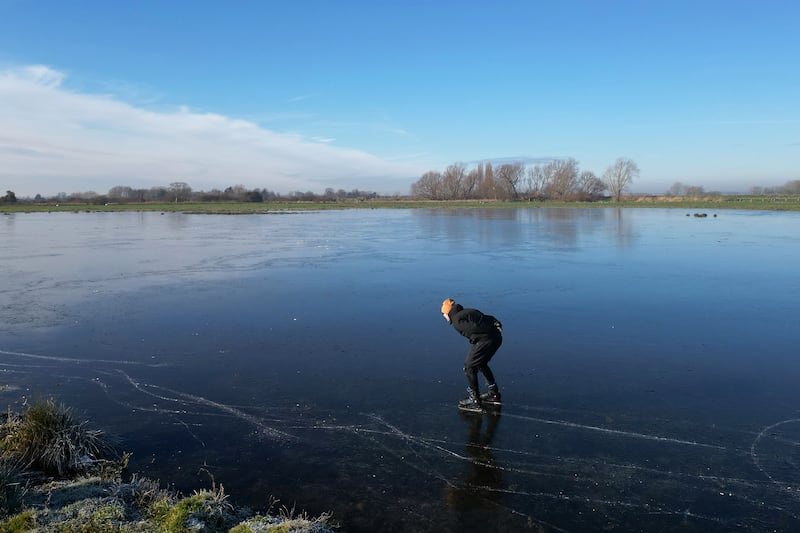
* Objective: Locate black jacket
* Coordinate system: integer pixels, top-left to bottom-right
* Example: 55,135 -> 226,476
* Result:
448,304 -> 502,344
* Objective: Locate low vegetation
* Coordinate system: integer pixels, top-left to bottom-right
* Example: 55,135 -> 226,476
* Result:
3,163 -> 799,211
0,399 -> 335,532
1,400 -> 116,477
2,169 -> 800,213
0,458 -> 27,517
2,194 -> 800,214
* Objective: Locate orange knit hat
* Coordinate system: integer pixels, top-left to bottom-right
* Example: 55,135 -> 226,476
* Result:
441,298 -> 456,316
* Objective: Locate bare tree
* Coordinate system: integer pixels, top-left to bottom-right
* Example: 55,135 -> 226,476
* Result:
575,170 -> 605,200
544,158 -> 579,200
410,171 -> 443,199
477,162 -> 496,199
463,168 -> 480,199
226,184 -> 249,200
129,188 -> 147,202
603,158 -> 639,202
470,163 -> 485,198
667,182 -> 686,196
146,187 -> 168,202
108,186 -> 133,201
70,191 -> 99,201
168,182 -> 192,203
494,163 -> 525,200
784,180 -> 800,194
442,163 -> 467,200
524,165 -> 547,200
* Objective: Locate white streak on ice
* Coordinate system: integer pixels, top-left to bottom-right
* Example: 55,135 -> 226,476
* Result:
502,412 -> 727,450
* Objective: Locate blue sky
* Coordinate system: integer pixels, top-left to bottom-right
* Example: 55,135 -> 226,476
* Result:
1,0 -> 798,197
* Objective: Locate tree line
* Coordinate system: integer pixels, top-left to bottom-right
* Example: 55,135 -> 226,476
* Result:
749,180 -> 800,196
4,182 -> 380,204
409,158 -> 640,202
4,173 -> 798,206
663,179 -> 800,197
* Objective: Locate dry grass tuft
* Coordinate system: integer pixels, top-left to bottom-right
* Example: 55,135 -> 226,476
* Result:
1,399 -> 116,477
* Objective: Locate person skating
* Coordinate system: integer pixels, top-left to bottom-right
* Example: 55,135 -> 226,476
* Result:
441,298 -> 503,412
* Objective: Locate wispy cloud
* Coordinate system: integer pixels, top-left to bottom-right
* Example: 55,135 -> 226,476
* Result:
250,111 -> 320,123
0,65 -> 421,196
19,64 -> 65,87
288,94 -> 315,103
466,156 -> 558,167
380,126 -> 410,136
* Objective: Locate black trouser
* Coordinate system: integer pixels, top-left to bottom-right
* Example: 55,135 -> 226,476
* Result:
464,333 -> 502,393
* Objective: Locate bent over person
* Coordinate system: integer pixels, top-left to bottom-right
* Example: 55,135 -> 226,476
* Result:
441,298 -> 503,412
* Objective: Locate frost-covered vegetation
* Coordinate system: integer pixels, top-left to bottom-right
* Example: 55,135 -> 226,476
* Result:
0,400 -> 335,532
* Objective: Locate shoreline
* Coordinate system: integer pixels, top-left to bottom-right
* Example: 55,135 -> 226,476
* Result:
0,400 -> 336,532
2,195 -> 800,214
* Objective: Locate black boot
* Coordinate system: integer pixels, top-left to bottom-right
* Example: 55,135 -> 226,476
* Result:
480,384 -> 501,405
458,388 -> 482,413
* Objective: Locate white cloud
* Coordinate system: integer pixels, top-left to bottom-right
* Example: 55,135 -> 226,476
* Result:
0,65 -> 422,197
19,64 -> 65,87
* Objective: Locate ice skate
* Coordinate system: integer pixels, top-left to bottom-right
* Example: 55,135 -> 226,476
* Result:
479,384 -> 501,405
458,388 -> 483,413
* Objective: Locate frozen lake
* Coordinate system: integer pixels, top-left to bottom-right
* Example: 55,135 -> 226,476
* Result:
1,207 -> 799,532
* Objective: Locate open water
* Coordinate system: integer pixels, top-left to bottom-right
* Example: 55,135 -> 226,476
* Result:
1,207 -> 799,532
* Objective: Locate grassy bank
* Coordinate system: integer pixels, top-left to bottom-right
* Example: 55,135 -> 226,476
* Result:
2,195 -> 800,214
608,194 -> 800,211
0,399 -> 335,533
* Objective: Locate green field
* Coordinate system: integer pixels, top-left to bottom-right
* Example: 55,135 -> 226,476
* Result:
2,195 -> 800,214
